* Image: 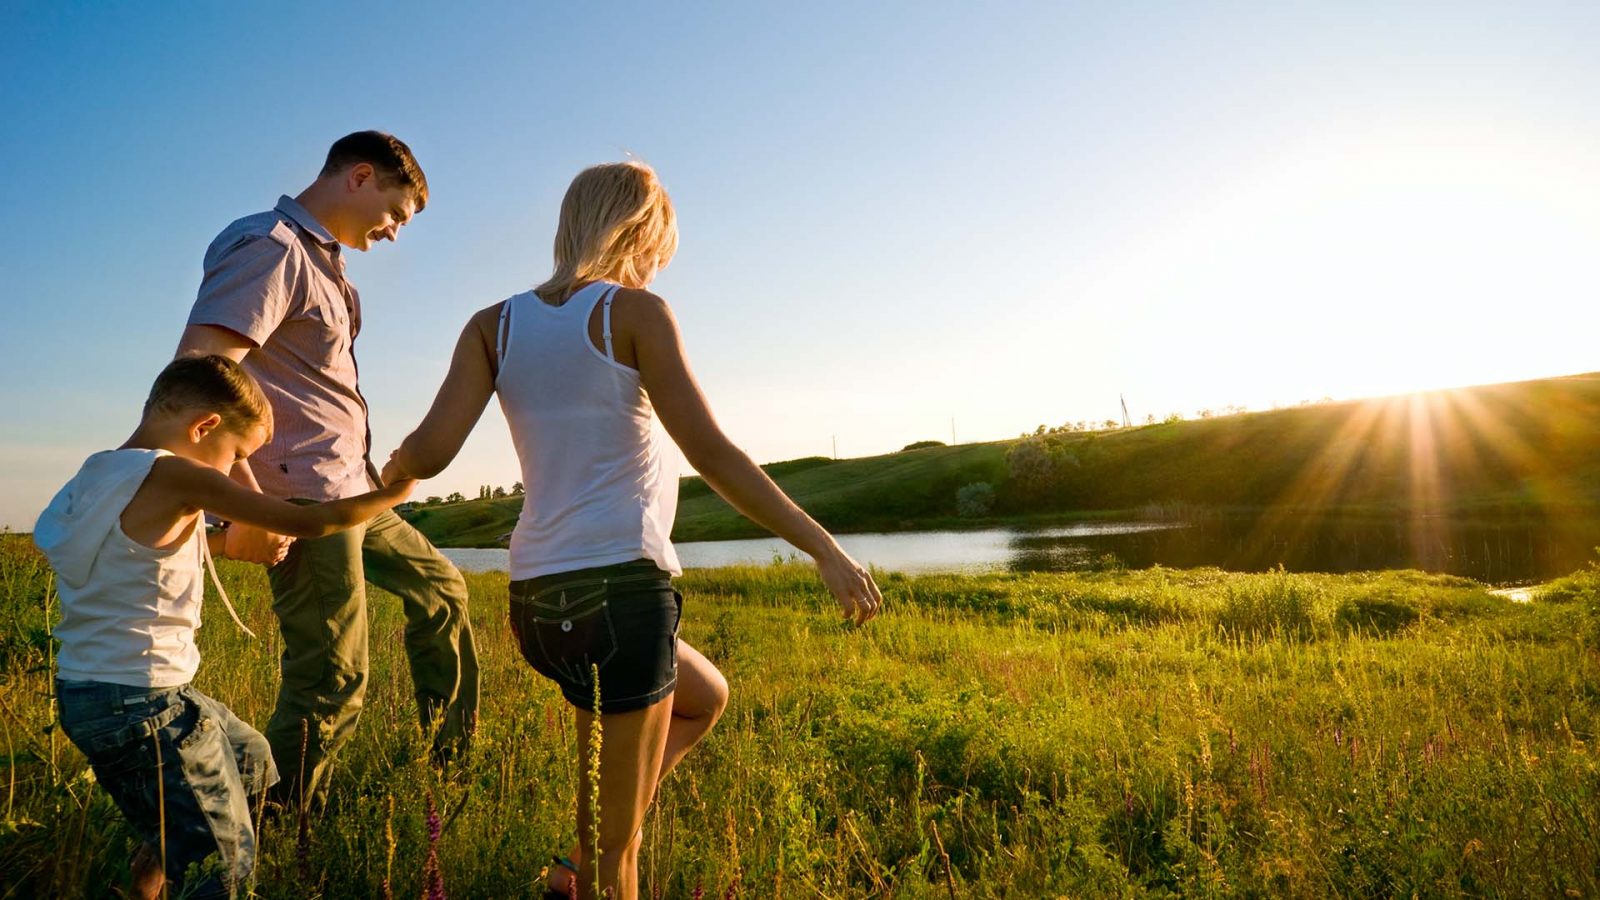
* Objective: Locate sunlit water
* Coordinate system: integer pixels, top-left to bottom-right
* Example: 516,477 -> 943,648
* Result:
440,513 -> 1594,586
441,522 -> 1183,576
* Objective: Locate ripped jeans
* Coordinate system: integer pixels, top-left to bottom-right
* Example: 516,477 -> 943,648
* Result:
56,680 -> 278,899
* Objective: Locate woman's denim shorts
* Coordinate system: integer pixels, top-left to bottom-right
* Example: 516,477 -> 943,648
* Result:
509,558 -> 682,714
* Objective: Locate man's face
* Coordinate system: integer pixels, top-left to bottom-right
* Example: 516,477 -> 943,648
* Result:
340,164 -> 418,251
348,184 -> 417,252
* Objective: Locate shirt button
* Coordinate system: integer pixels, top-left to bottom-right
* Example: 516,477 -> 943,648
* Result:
561,621 -> 573,632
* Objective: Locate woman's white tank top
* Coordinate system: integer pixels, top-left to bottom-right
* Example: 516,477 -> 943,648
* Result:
495,281 -> 682,580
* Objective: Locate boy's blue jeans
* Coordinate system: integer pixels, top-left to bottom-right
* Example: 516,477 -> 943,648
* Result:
56,680 -> 278,898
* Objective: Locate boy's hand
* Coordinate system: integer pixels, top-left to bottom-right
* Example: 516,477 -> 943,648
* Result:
224,522 -> 293,566
381,477 -> 417,506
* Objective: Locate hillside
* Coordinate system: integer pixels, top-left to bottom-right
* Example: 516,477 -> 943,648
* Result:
405,372 -> 1600,547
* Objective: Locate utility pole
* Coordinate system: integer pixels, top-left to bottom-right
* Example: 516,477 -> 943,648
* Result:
832,435 -> 837,459
950,418 -> 956,444
1120,394 -> 1131,428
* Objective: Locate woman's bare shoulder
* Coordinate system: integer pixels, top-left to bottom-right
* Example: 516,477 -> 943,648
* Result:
612,287 -> 674,323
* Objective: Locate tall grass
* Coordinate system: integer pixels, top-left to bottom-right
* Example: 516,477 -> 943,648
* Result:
1,532 -> 1597,896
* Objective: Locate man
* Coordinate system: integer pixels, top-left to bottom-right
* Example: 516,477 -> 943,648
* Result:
176,131 -> 478,809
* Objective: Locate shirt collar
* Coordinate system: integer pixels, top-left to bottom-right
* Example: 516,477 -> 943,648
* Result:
275,194 -> 339,248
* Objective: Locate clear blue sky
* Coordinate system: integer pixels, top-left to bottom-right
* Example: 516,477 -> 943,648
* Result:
5,1 -> 1600,529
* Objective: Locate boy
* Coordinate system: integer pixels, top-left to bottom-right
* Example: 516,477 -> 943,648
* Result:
35,355 -> 414,899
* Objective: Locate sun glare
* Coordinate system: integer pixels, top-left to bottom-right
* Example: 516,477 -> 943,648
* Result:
1079,120 -> 1600,411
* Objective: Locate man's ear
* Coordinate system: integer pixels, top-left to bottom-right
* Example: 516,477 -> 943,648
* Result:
347,162 -> 376,192
189,413 -> 224,443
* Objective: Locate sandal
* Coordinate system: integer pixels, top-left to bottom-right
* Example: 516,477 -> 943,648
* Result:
542,855 -> 578,900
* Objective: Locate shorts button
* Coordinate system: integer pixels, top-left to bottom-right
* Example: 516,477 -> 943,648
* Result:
561,621 -> 573,632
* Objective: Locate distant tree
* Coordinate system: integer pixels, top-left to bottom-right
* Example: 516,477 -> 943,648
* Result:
1102,419 -> 1120,430
492,486 -> 507,499
955,482 -> 995,517
478,485 -> 491,500
1163,412 -> 1183,425
901,440 -> 945,451
446,492 -> 465,503
511,481 -> 525,495
424,496 -> 443,506
1144,414 -> 1157,425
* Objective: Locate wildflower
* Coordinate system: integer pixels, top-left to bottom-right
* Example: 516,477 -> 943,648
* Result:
422,790 -> 447,900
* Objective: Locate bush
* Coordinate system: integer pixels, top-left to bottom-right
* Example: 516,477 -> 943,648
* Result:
901,440 -> 946,451
955,482 -> 995,517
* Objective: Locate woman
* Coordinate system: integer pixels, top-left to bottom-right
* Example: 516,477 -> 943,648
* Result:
384,161 -> 882,899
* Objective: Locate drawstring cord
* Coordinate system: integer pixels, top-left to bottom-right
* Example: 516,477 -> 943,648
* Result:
201,531 -> 256,639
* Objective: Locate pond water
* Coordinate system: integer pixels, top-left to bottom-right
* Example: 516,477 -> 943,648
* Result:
441,513 -> 1595,585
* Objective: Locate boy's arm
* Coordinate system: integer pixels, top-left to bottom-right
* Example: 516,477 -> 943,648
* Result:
385,307 -> 500,482
152,457 -> 415,539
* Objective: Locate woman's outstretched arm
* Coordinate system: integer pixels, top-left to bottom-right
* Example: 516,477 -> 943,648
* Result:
624,289 -> 883,624
385,304 -> 501,482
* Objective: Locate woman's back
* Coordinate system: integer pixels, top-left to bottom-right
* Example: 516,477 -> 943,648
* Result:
495,281 -> 680,580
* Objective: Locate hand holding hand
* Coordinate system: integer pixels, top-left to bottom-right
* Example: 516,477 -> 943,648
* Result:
380,450 -> 412,488
223,522 -> 293,567
815,546 -> 882,625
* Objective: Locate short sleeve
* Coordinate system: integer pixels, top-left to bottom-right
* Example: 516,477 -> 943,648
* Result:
188,228 -> 297,347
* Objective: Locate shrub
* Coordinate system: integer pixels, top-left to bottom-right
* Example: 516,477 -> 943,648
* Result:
901,440 -> 946,451
955,482 -> 995,517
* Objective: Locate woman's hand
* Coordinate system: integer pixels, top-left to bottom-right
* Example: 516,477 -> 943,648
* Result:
816,546 -> 883,625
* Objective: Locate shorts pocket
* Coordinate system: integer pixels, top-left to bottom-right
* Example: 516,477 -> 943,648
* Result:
520,589 -> 619,688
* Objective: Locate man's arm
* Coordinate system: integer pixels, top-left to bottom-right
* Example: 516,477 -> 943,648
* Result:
173,324 -> 292,564
175,323 -> 253,362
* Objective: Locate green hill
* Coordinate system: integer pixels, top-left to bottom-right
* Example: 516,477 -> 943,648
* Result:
405,372 -> 1600,547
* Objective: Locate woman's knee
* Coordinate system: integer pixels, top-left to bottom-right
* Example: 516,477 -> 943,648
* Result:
676,643 -> 729,722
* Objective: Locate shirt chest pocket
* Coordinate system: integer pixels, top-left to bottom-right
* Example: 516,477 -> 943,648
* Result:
298,291 -> 353,365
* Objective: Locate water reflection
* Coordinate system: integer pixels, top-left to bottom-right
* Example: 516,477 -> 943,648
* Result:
1013,513 -> 1598,584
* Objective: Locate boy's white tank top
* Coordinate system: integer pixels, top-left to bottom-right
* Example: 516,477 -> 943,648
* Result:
44,449 -> 206,687
495,281 -> 682,580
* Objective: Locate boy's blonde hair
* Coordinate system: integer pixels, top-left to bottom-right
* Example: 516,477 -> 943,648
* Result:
146,355 -> 274,441
535,161 -> 678,303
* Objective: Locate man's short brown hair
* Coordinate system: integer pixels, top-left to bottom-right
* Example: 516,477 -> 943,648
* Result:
320,130 -> 429,211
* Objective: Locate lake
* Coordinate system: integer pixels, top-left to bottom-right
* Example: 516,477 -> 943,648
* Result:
441,513 -> 1596,584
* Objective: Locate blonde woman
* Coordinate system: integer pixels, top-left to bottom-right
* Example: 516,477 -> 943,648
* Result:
385,161 -> 882,899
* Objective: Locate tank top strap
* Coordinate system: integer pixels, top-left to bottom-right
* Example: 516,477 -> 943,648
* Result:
496,297 -> 514,369
595,284 -> 622,361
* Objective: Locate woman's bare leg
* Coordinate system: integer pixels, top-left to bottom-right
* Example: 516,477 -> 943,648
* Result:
573,696 -> 673,900
552,640 -> 729,895
659,640 -> 729,777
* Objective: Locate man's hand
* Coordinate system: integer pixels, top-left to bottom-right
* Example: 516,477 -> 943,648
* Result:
223,522 -> 293,566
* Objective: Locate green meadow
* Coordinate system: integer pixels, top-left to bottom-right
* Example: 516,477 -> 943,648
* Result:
2,533 -> 1598,897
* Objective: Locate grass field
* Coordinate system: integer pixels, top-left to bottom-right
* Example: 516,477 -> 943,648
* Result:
2,532 -> 1599,897
407,372 -> 1600,547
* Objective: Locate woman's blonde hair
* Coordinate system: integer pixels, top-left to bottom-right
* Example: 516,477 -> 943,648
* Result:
535,161 -> 678,303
